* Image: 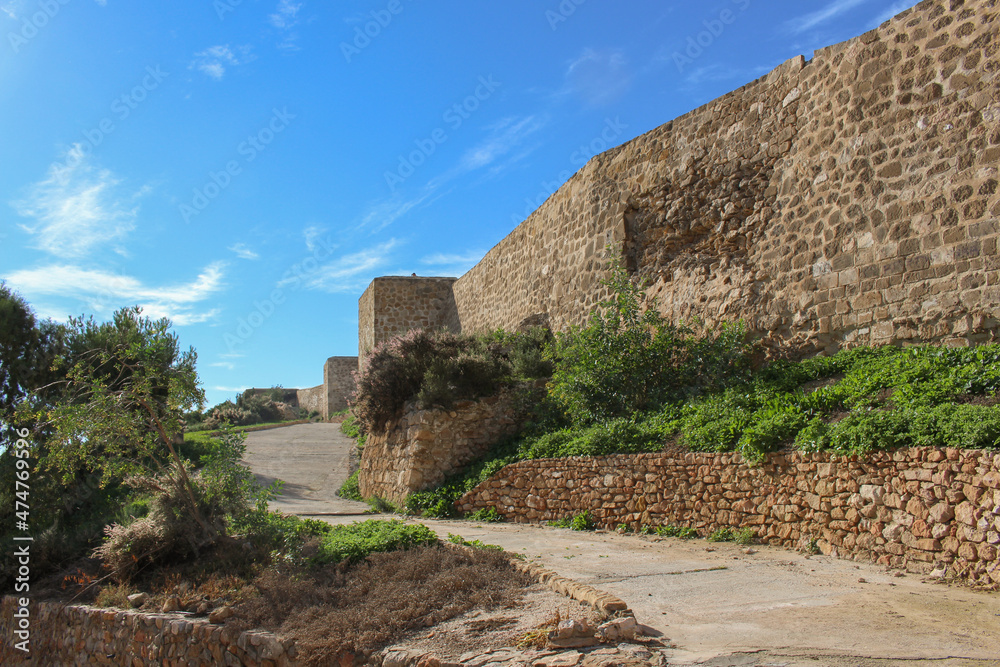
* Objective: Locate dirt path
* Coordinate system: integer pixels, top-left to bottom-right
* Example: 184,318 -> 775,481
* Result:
245,424 -> 1000,665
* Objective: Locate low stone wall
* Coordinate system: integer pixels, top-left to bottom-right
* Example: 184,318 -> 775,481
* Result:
0,597 -> 298,666
359,390 -> 529,506
296,384 -> 324,416
457,447 -> 1000,585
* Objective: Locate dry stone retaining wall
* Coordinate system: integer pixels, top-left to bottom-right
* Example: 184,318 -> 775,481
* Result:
457,447 -> 1000,585
358,392 -> 526,506
0,597 -> 298,666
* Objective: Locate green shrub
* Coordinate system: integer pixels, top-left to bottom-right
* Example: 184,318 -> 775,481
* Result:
655,525 -> 698,539
353,328 -> 550,434
311,520 -> 438,565
447,533 -> 504,551
548,261 -> 753,424
549,511 -> 593,531
338,471 -> 362,501
468,506 -> 504,522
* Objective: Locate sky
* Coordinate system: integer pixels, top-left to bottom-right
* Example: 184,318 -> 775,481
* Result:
0,0 -> 918,408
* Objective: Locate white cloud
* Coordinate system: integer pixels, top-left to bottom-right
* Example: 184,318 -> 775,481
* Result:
293,239 -> 401,292
565,48 -> 631,107
420,250 -> 484,277
357,194 -> 431,234
13,145 -> 145,258
191,44 -> 254,80
870,1 -> 915,28
210,361 -> 236,370
785,0 -> 866,34
303,225 -> 327,252
2,262 -> 227,326
1,0 -> 23,18
228,242 -> 259,260
270,0 -> 303,50
459,116 -> 546,172
270,0 -> 301,28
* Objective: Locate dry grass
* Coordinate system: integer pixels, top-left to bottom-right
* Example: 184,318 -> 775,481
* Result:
228,544 -> 532,665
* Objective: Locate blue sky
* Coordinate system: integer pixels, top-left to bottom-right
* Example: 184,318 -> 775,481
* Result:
0,0 -> 916,408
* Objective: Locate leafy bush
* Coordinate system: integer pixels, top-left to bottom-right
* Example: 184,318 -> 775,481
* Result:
548,260 -> 753,424
655,525 -> 698,539
310,520 -> 438,565
338,470 -> 362,501
549,511 -> 594,531
447,533 -> 504,551
706,526 -> 756,544
468,506 -> 504,523
353,328 -> 550,434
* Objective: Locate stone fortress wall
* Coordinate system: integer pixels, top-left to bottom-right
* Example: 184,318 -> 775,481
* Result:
319,0 -> 999,420
362,0 -> 1000,356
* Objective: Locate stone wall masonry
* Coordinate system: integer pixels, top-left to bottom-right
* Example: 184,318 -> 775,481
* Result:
456,447 -> 1000,585
324,355 -> 359,416
0,597 -> 298,666
358,277 -> 459,371
359,390 -> 529,506
449,0 -> 1000,355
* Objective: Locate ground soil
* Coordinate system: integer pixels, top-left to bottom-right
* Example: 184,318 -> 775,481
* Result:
246,424 -> 1000,666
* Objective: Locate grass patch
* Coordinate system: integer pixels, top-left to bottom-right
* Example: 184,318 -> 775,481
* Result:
548,511 -> 594,531
309,519 -> 437,566
337,470 -> 362,502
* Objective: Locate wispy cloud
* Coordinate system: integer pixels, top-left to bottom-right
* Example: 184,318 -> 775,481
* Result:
270,0 -> 303,50
458,116 -> 546,172
870,1 -> 915,27
1,0 -> 23,18
293,239 -> 401,292
3,262 -> 227,326
228,242 -> 259,260
785,0 -> 866,34
190,44 -> 254,80
13,145 -> 146,259
210,361 -> 236,370
565,48 -> 631,107
303,225 -> 327,252
420,250 -> 484,277
357,194 -> 432,234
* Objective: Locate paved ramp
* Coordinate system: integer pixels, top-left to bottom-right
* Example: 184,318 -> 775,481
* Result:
242,423 -> 369,515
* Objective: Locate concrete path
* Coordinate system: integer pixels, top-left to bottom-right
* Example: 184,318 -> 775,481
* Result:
242,422 -> 369,515
244,424 -> 1000,665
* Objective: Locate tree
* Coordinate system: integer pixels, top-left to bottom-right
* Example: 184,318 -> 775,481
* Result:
25,307 -> 215,542
0,283 -> 64,446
